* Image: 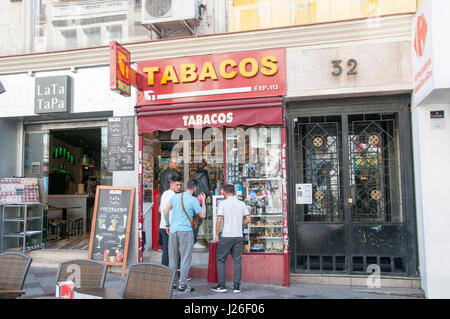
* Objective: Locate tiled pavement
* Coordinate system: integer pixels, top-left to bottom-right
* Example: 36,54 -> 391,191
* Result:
23,265 -> 425,299
19,249 -> 425,299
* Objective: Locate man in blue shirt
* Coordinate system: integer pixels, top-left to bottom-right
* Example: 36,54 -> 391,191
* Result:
163,179 -> 206,292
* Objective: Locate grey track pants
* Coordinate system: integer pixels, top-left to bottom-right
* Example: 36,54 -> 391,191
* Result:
168,231 -> 194,287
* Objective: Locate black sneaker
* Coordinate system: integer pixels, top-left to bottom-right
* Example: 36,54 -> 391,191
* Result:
233,284 -> 241,293
177,284 -> 195,293
211,284 -> 227,293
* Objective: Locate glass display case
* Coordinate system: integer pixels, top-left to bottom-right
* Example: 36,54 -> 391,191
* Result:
244,178 -> 283,253
224,126 -> 283,254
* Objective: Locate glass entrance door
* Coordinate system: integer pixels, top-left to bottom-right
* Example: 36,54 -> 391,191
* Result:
24,130 -> 50,201
293,112 -> 409,275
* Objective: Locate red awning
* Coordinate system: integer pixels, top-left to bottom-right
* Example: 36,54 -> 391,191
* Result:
136,96 -> 284,133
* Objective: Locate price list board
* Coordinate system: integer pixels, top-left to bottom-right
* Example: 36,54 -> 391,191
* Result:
107,116 -> 135,171
88,186 -> 134,276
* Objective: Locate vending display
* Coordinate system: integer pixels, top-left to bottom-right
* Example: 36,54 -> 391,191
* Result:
244,178 -> 283,253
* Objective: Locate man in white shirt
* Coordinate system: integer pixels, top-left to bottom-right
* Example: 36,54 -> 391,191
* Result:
159,175 -> 181,266
212,184 -> 251,293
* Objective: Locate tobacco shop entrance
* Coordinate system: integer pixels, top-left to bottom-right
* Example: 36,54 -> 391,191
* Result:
137,96 -> 289,285
287,95 -> 418,277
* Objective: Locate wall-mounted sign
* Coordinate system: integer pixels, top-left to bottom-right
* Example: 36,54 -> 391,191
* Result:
137,48 -> 286,105
107,116 -> 135,171
34,75 -> 72,114
412,0 -> 450,108
412,2 -> 433,107
430,110 -> 445,130
110,41 -> 131,96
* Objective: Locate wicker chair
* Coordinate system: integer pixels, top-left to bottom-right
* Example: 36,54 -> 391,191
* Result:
56,259 -> 107,290
123,263 -> 175,299
0,252 -> 32,299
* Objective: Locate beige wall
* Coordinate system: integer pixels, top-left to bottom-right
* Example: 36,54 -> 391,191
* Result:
229,0 -> 419,32
286,41 -> 412,99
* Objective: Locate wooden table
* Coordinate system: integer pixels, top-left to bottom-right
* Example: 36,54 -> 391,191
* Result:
19,288 -> 123,299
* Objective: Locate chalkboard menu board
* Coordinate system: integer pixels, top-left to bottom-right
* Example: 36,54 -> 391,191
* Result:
88,186 -> 134,276
107,116 -> 135,171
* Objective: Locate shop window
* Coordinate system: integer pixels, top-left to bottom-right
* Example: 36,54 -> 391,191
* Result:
144,125 -> 283,253
83,27 -> 101,47
60,29 -> 77,50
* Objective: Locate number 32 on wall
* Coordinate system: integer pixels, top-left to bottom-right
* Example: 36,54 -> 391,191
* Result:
331,59 -> 358,76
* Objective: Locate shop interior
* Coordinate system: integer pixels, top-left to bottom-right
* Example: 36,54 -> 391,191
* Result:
45,127 -> 108,249
143,126 -> 284,254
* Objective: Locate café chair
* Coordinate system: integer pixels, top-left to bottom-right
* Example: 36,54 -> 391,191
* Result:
123,263 -> 175,299
0,252 -> 32,299
56,259 -> 107,290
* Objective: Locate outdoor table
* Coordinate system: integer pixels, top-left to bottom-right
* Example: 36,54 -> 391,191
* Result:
18,288 -> 123,299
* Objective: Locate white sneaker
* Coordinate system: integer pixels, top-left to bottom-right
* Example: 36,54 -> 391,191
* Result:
193,242 -> 205,249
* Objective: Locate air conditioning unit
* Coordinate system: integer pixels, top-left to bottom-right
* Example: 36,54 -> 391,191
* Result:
142,0 -> 199,26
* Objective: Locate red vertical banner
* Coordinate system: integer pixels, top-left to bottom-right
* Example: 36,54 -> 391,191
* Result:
137,135 -> 143,263
281,126 -> 289,287
110,41 -> 131,96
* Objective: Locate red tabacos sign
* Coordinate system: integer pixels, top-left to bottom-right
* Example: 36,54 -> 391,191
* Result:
110,41 -> 131,96
136,48 -> 286,105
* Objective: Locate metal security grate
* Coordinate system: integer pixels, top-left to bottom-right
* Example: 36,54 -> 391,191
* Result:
295,116 -> 344,222
292,110 -> 411,276
348,114 -> 402,222
296,255 -> 347,272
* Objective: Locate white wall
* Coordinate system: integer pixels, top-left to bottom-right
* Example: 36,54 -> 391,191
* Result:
412,103 -> 450,298
0,66 -> 135,118
0,65 -> 141,267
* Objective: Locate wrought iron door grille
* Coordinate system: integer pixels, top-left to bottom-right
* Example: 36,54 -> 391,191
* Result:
293,111 -> 410,276
348,114 -> 402,222
295,116 -> 344,222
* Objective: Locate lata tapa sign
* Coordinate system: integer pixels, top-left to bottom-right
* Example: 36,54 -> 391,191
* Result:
110,41 -> 131,96
136,48 -> 286,106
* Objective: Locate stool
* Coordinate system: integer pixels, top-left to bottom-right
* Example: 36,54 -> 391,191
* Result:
60,220 -> 71,238
47,219 -> 61,241
75,218 -> 83,234
67,218 -> 76,236
69,218 -> 83,235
